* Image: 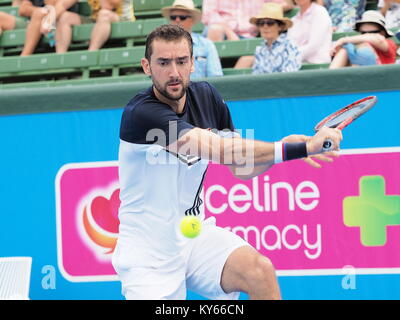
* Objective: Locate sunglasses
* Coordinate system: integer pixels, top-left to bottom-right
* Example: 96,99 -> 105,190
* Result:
360,30 -> 382,34
256,19 -> 278,27
170,15 -> 191,21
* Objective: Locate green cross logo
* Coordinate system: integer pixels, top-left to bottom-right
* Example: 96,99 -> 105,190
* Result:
343,175 -> 400,246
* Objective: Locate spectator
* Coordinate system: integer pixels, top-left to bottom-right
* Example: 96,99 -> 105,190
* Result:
323,0 -> 366,32
287,0 -> 333,64
55,0 -> 135,53
379,0 -> 400,29
0,11 -> 27,36
18,0 -> 79,56
249,3 -> 301,74
330,10 -> 397,68
201,0 -> 266,41
161,0 -> 223,79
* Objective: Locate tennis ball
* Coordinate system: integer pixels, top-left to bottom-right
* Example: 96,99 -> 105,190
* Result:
180,215 -> 202,238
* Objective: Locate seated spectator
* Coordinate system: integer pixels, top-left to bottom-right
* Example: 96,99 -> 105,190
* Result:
201,0 -> 266,41
287,0 -> 333,64
323,0 -> 366,32
330,10 -> 397,68
55,0 -> 135,53
379,0 -> 400,29
18,0 -> 79,56
0,11 -> 27,36
161,0 -> 223,79
249,3 -> 301,74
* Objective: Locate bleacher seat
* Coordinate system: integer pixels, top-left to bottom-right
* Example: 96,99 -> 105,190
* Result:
0,50 -> 98,80
0,0 -> 397,86
98,46 -> 144,76
223,63 -> 329,76
0,5 -> 18,15
215,38 -> 261,59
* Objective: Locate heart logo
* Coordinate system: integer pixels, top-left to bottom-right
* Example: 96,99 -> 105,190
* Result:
82,189 -> 120,253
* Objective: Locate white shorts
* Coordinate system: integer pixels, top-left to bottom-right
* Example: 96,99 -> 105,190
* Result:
112,219 -> 250,300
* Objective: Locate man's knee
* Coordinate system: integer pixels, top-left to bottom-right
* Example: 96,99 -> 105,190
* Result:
57,11 -> 79,26
31,7 -> 48,21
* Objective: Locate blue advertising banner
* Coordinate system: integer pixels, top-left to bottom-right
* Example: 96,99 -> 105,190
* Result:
1,89 -> 400,299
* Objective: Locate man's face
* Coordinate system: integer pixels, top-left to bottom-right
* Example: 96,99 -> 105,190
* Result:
142,38 -> 194,102
169,9 -> 194,32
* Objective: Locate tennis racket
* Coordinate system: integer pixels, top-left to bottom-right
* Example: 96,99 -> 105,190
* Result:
315,96 -> 377,151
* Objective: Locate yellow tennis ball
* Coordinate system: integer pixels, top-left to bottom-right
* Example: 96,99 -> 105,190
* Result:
180,216 -> 202,238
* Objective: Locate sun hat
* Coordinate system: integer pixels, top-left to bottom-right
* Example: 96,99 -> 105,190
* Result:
161,0 -> 202,25
249,3 -> 293,31
354,10 -> 394,37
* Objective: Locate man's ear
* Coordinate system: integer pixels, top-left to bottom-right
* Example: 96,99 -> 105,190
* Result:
141,57 -> 151,76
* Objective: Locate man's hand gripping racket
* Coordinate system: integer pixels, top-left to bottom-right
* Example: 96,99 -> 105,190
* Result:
313,96 -> 377,152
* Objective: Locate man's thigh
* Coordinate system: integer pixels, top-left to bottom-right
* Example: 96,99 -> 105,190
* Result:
185,222 -> 250,300
120,266 -> 187,300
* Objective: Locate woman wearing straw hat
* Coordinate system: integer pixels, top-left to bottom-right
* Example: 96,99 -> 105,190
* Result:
161,0 -> 223,79
248,3 -> 301,74
329,10 -> 397,68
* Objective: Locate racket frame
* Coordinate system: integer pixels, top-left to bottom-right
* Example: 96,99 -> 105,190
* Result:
315,96 -> 377,131
314,96 -> 377,151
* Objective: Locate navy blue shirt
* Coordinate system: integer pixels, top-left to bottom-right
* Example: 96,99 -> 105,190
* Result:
120,81 -> 235,147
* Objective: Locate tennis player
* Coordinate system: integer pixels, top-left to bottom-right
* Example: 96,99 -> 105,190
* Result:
112,24 -> 342,300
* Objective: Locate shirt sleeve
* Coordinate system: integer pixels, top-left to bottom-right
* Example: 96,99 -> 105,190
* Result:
380,39 -> 397,62
120,101 -> 194,147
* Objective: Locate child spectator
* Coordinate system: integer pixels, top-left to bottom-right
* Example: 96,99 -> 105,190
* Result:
330,10 -> 397,68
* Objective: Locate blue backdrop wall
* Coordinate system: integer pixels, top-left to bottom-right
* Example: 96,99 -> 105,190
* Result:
1,73 -> 400,299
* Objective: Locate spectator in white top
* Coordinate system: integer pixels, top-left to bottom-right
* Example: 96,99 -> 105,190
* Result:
287,0 -> 333,64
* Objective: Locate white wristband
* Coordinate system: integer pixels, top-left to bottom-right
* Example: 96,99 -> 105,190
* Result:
274,141 -> 283,164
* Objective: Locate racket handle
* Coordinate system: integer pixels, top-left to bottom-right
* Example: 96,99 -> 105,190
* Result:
322,139 -> 333,152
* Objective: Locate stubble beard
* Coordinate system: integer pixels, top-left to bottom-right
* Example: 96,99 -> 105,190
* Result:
154,78 -> 189,101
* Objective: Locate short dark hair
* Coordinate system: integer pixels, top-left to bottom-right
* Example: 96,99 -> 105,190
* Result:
144,24 -> 193,61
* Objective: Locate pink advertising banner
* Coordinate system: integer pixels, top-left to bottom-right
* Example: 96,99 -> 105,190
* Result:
203,147 -> 400,275
55,148 -> 400,282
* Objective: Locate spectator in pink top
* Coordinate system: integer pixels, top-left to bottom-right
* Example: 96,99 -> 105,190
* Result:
287,0 -> 333,64
202,0 -> 295,42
